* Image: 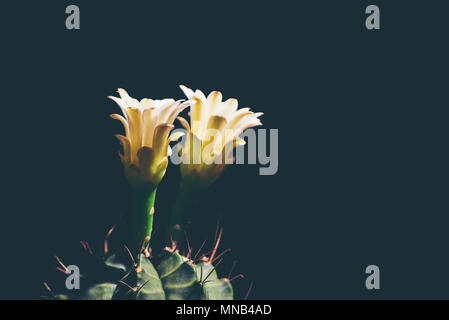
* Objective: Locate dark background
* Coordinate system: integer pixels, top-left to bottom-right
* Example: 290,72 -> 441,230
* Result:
1,0 -> 448,299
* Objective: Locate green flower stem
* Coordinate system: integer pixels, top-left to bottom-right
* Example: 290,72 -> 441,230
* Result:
165,179 -> 206,244
124,187 -> 157,261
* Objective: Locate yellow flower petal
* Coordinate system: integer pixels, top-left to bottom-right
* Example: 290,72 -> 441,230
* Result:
166,101 -> 189,124
179,85 -> 195,99
110,114 -> 130,138
108,96 -> 128,116
152,123 -> 175,161
225,108 -> 252,130
118,88 -> 140,109
142,107 -> 157,147
190,97 -> 203,137
140,98 -> 154,108
206,90 -> 223,117
219,98 -> 239,120
127,107 -> 144,160
177,116 -> 191,132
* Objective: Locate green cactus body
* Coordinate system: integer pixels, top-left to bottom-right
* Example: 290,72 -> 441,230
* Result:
51,247 -> 233,300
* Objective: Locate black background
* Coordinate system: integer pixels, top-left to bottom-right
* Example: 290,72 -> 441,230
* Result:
1,1 -> 448,299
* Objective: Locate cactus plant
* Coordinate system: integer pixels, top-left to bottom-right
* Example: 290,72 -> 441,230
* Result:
43,86 -> 261,300
44,227 -> 235,300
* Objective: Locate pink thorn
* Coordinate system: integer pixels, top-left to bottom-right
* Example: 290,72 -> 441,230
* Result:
43,282 -> 53,294
85,241 -> 93,255
104,225 -> 116,255
214,220 -> 220,243
184,231 -> 192,260
209,227 -> 223,263
193,240 -> 207,261
211,248 -> 231,264
230,274 -> 245,282
56,267 -> 69,275
54,255 -> 68,272
244,281 -> 254,300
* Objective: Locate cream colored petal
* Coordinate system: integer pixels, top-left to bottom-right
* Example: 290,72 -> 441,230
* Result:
225,109 -> 253,130
202,115 -> 227,158
158,101 -> 183,124
166,101 -> 189,124
180,85 -> 195,99
142,107 -> 157,147
190,97 -> 203,137
108,96 -> 128,118
193,89 -> 207,101
117,88 -> 130,99
140,98 -> 155,109
222,114 -> 262,149
157,98 -> 176,107
218,98 -> 239,121
207,91 -> 223,116
177,116 -> 191,132
126,107 -> 143,159
151,100 -> 178,126
110,114 -> 130,138
233,117 -> 263,136
163,98 -> 176,103
152,123 -> 175,160
231,112 -> 258,127
118,88 -> 140,109
234,112 -> 263,129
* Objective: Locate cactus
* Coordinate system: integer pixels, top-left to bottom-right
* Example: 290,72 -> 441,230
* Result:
43,86 -> 261,300
44,227 -> 236,300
